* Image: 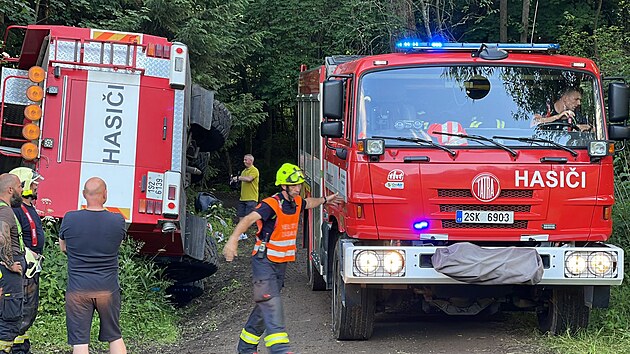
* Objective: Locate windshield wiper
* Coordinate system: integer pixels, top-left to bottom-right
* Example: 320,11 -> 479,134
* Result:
492,135 -> 578,157
431,132 -> 518,158
372,135 -> 457,157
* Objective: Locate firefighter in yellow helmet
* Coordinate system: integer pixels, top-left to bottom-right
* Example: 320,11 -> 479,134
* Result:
223,163 -> 340,354
9,167 -> 45,354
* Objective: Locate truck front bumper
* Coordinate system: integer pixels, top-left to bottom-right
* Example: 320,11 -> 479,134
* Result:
342,242 -> 624,286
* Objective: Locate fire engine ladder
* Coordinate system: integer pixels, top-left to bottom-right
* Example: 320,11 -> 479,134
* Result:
49,35 -> 146,73
0,26 -> 29,158
0,72 -> 35,158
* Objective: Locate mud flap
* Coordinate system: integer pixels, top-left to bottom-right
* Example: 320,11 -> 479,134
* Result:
184,212 -> 206,261
162,213 -> 218,284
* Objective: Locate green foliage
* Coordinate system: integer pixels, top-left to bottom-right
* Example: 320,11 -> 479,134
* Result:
31,226 -> 178,351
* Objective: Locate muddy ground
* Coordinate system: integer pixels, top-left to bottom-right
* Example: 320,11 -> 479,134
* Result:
137,191 -> 553,354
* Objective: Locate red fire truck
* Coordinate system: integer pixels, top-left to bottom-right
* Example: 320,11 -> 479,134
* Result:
0,25 -> 229,290
298,41 -> 630,339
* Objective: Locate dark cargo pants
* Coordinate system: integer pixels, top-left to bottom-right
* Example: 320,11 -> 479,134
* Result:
12,272 -> 39,354
0,261 -> 24,353
237,255 -> 291,354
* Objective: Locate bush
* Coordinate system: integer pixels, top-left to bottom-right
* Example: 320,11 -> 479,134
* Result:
31,225 -> 179,352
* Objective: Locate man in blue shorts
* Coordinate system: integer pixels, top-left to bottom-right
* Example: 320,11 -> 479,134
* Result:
59,177 -> 127,354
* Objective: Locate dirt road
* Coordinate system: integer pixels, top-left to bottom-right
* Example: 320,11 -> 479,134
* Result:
142,236 -> 551,354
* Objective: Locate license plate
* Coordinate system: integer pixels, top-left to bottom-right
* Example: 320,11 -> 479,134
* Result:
456,210 -> 514,224
146,172 -> 164,200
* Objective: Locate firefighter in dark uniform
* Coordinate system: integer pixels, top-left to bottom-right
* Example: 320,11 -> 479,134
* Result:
0,173 -> 25,353
9,168 -> 44,354
223,163 -> 340,354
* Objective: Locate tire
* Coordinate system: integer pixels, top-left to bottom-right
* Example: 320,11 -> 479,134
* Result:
189,152 -> 210,184
332,241 -> 375,340
537,286 -> 590,335
166,280 -> 204,305
190,100 -> 231,153
204,233 -> 219,275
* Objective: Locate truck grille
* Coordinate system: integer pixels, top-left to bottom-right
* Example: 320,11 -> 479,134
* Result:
442,220 -> 529,229
439,204 -> 531,212
437,189 -> 533,230
438,189 -> 533,199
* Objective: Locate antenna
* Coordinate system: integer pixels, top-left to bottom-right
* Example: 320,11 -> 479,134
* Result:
530,0 -> 540,44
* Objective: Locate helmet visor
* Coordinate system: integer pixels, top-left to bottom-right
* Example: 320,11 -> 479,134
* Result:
286,169 -> 305,184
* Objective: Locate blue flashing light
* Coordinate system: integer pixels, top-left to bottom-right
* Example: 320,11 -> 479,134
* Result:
413,221 -> 429,231
394,39 -> 559,52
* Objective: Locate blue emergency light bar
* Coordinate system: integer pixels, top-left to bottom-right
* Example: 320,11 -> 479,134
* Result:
395,40 -> 560,52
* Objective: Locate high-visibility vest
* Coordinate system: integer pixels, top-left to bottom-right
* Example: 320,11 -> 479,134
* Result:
252,194 -> 302,263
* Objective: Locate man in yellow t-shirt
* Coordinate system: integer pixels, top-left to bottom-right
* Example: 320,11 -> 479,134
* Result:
232,154 -> 260,233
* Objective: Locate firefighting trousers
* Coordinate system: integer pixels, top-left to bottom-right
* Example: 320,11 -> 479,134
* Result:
12,272 -> 39,354
237,255 -> 291,354
0,261 -> 24,353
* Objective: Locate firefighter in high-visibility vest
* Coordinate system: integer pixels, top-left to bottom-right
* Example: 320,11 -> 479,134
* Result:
223,163 -> 340,354
0,173 -> 25,353
8,168 -> 44,354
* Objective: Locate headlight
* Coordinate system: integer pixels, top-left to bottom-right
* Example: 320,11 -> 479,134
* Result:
565,252 -> 587,275
354,250 -> 379,275
588,141 -> 608,157
589,252 -> 613,275
383,251 -> 405,274
365,139 -> 384,155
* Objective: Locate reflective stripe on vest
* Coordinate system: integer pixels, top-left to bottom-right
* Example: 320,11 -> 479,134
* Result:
20,204 -> 37,247
251,194 -> 302,263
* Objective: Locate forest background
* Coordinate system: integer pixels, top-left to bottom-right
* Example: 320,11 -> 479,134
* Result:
2,1 -> 630,353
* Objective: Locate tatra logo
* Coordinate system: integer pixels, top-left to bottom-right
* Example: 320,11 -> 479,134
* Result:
471,173 -> 500,202
387,169 -> 405,181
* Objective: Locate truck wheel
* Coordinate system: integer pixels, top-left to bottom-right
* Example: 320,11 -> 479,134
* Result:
332,241 -> 375,340
204,233 -> 219,273
166,280 -> 204,305
537,286 -> 590,335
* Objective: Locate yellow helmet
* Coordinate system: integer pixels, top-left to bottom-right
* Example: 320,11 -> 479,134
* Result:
9,167 -> 44,197
275,163 -> 305,186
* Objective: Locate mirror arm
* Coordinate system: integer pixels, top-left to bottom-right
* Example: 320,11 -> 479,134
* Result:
324,137 -> 348,160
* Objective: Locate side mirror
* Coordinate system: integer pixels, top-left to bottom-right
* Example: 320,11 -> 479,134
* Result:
321,121 -> 343,138
323,80 -> 344,120
608,124 -> 630,141
608,82 -> 629,123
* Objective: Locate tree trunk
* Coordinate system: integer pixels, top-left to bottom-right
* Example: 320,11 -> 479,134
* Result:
520,0 -> 530,43
593,0 -> 603,59
500,0 -> 508,42
418,0 -> 432,39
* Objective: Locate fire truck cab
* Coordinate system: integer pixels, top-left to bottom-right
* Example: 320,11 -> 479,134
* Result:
298,42 -> 630,339
1,25 -> 230,293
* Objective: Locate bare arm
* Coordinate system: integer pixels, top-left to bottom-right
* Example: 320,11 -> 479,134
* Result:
223,211 -> 263,262
0,221 -> 14,266
59,238 -> 67,253
305,193 -> 342,210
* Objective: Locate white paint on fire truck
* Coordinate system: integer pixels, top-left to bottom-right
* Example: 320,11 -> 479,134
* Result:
325,161 -> 347,200
385,181 -> 404,190
387,169 -> 404,181
515,168 -> 586,189
339,168 -> 347,202
78,70 -> 140,221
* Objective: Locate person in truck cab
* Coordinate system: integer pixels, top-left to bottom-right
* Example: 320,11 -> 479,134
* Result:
223,163 -> 341,354
532,86 -> 592,132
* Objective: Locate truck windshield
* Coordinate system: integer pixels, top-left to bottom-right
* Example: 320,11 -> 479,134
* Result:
356,66 -> 599,148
